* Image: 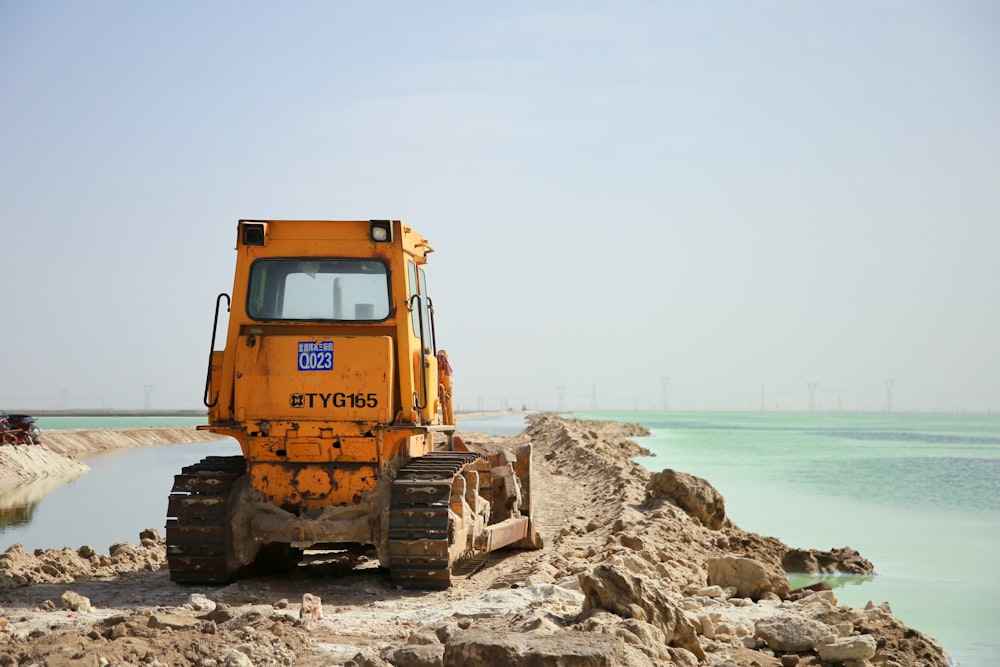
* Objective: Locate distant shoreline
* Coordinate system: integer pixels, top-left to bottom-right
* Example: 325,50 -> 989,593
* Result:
24,409 -> 207,417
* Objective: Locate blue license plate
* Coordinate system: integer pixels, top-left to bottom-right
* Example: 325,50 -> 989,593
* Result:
297,341 -> 333,371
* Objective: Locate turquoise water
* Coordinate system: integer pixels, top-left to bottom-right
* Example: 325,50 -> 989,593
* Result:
35,415 -> 208,430
456,412 -> 532,435
571,411 -> 1000,667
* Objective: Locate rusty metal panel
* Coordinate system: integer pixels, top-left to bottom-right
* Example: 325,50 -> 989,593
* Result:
338,437 -> 379,462
246,434 -> 379,464
286,439 -> 324,461
250,461 -> 378,510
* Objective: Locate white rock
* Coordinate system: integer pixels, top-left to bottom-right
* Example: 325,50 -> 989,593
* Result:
694,585 -> 725,598
188,593 -> 216,612
61,590 -> 91,613
219,648 -> 253,667
300,592 -> 324,620
835,621 -> 854,637
699,615 -> 715,639
817,634 -> 878,662
800,589 -> 838,606
756,614 -> 830,652
714,621 -> 734,638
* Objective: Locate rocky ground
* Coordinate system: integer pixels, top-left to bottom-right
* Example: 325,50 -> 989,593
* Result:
0,415 -> 950,666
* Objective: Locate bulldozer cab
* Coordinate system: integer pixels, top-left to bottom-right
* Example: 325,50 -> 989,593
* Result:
204,220 -> 445,439
171,219 -> 537,588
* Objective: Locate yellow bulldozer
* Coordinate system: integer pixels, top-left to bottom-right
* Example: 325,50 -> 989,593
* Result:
166,220 -> 539,588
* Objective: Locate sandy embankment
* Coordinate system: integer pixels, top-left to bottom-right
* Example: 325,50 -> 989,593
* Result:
39,428 -> 226,456
0,427 -> 226,489
0,445 -> 89,489
0,417 -> 950,667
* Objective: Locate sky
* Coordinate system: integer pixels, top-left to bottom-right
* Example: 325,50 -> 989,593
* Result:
1,1 -> 998,413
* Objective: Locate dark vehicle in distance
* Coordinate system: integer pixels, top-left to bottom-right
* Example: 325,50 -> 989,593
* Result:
0,412 -> 40,446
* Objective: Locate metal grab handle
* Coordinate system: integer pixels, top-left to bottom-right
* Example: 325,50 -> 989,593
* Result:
409,294 -> 429,411
203,293 -> 231,408
427,296 -> 437,355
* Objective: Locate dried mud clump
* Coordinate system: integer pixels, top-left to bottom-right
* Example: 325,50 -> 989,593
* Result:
0,529 -> 166,589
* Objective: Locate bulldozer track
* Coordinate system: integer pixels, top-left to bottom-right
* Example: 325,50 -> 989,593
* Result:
165,455 -> 247,584
387,450 -> 488,589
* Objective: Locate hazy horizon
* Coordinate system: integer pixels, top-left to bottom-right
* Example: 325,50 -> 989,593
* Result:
2,2 -> 998,414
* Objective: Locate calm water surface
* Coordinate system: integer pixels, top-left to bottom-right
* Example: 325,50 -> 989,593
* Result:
1,439 -> 240,552
456,412 -> 531,435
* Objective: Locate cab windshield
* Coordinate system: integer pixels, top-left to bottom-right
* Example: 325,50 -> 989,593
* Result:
247,259 -> 390,321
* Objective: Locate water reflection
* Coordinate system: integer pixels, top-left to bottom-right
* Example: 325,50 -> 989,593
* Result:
787,572 -> 877,591
0,440 -> 240,552
1,472 -> 87,533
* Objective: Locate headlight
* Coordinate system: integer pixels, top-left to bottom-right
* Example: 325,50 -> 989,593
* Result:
369,220 -> 392,243
240,221 -> 268,246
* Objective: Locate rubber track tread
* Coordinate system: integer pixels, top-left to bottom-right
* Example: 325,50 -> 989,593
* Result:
166,455 -> 246,584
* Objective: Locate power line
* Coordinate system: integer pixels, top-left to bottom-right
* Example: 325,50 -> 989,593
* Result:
806,382 -> 818,412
